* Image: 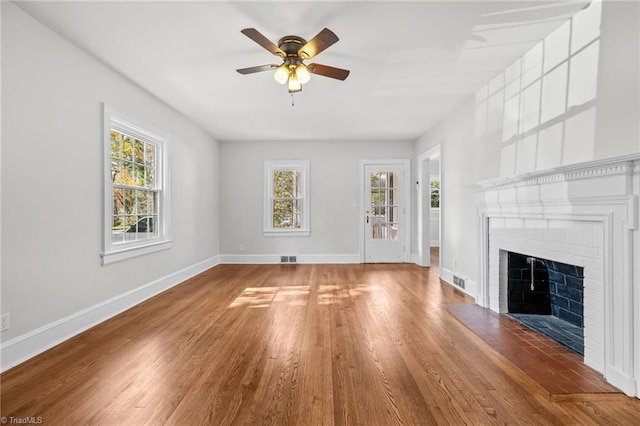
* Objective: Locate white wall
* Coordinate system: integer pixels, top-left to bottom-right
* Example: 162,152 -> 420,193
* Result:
414,0 -> 639,294
1,3 -> 219,366
219,140 -> 413,260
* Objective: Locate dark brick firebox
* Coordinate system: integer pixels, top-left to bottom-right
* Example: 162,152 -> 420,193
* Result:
507,252 -> 585,355
507,252 -> 584,328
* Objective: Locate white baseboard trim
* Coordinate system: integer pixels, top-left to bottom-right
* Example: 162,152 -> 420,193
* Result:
430,240 -> 440,247
0,256 -> 220,373
411,253 -> 430,267
440,267 -> 477,300
219,253 -> 360,264
603,365 -> 638,397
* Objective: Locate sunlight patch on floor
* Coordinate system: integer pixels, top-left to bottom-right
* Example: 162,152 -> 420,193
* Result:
229,284 -> 383,307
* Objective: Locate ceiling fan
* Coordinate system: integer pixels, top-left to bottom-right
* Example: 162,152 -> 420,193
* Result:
236,27 -> 350,94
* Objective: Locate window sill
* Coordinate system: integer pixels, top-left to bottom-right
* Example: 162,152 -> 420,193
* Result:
101,240 -> 173,265
263,230 -> 310,237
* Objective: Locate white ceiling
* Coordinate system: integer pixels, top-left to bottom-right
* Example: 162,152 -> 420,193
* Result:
14,1 -> 587,142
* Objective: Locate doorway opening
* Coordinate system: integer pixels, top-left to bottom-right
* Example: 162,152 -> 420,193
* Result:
417,146 -> 440,268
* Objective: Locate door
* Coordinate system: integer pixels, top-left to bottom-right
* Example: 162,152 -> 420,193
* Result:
364,163 -> 406,263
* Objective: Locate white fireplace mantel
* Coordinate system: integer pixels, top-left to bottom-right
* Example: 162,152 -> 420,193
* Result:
475,154 -> 639,397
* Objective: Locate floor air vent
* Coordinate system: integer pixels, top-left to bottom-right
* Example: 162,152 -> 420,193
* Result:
453,275 -> 466,289
280,255 -> 297,263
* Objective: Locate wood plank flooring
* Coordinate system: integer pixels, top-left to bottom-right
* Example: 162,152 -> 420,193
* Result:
2,256 -> 640,424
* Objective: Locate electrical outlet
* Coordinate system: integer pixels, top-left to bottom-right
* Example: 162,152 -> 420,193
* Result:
239,244 -> 244,252
1,313 -> 10,331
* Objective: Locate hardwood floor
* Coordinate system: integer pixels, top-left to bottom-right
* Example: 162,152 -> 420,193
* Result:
2,256 -> 640,425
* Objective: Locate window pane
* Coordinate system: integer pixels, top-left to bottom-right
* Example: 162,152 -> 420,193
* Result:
430,181 -> 440,208
293,170 -> 302,198
151,215 -> 159,238
110,131 -> 122,159
371,223 -> 383,239
274,170 -> 294,198
389,172 -> 398,189
113,188 -> 124,215
371,172 -> 381,189
143,166 -> 155,188
111,159 -> 121,184
273,199 -> 293,228
122,135 -> 134,161
389,224 -> 399,240
371,190 -> 378,206
293,199 -> 303,228
148,192 -> 157,214
391,206 -> 399,223
389,188 -> 399,206
123,189 -> 135,214
144,143 -> 156,167
122,160 -> 134,185
135,190 -> 147,214
134,139 -> 144,164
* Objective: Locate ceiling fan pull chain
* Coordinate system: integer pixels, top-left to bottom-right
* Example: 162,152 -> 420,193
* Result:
291,93 -> 295,107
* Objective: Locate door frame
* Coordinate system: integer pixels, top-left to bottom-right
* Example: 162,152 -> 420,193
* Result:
416,145 -> 441,267
359,159 -> 411,263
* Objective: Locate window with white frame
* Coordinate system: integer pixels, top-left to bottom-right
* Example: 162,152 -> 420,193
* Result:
264,160 -> 310,236
102,105 -> 171,265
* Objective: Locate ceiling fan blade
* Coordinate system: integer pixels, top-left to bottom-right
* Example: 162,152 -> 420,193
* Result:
308,63 -> 350,81
240,28 -> 285,58
298,28 -> 339,59
236,64 -> 276,75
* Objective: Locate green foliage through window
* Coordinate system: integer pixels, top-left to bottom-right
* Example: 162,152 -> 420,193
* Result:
430,180 -> 440,208
110,130 -> 158,238
272,170 -> 302,228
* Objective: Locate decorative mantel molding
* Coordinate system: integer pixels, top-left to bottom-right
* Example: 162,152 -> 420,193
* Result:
474,153 -> 640,192
475,153 -> 639,397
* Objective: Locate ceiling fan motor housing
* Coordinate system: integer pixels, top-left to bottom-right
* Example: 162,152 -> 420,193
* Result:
277,35 -> 307,57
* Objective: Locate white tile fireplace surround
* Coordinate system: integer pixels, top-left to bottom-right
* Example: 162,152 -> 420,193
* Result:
475,154 -> 639,397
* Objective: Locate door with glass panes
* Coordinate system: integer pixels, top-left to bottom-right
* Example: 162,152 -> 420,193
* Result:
364,164 -> 406,262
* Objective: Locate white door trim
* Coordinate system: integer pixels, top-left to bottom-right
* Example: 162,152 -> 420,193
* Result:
359,159 -> 411,263
416,145 -> 441,267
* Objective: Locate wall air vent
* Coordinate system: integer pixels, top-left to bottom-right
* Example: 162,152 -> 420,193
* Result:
280,255 -> 297,263
453,275 -> 466,289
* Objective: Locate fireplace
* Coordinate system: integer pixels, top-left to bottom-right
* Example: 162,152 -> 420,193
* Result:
475,155 -> 639,397
506,251 -> 585,355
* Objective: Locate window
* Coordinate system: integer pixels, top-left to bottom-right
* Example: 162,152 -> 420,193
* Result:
102,105 -> 171,265
430,179 -> 440,209
264,160 -> 310,236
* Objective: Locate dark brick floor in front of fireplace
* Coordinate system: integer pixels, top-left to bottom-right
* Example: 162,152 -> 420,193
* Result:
444,303 -> 620,396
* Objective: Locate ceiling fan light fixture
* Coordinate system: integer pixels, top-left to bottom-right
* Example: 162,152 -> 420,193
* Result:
288,72 -> 302,93
238,27 -> 349,97
295,64 -> 311,84
273,64 -> 289,84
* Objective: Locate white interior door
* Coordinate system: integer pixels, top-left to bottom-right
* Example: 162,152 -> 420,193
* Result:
364,163 -> 407,263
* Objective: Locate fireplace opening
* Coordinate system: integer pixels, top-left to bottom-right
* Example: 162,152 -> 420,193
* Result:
506,252 -> 585,356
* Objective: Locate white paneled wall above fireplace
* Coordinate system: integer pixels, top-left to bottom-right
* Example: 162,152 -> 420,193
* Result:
475,154 -> 639,397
